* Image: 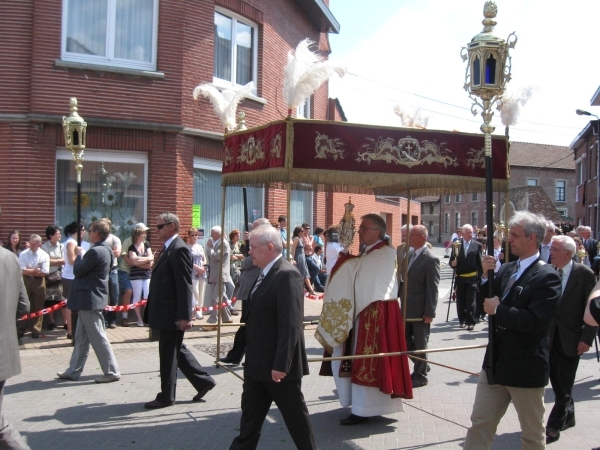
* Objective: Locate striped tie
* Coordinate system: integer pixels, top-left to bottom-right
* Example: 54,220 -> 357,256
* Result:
250,270 -> 265,298
501,262 -> 520,300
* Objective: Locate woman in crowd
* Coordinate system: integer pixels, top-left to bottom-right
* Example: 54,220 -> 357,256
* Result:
41,225 -> 66,331
127,224 -> 153,327
229,229 -> 244,296
188,227 -> 206,320
63,221 -> 90,339
291,225 -> 315,295
313,226 -> 325,249
4,230 -> 22,255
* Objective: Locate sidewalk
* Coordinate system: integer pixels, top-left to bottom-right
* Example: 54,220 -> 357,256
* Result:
7,261 -> 600,449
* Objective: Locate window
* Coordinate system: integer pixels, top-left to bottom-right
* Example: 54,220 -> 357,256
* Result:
56,149 -> 147,241
455,212 -> 461,230
455,194 -> 461,203
578,162 -> 584,185
214,8 -> 258,90
194,159 -> 264,235
556,180 -> 566,202
290,188 -> 314,227
557,208 -> 568,217
429,203 -> 434,214
445,195 -> 450,203
296,96 -> 311,119
471,211 -> 478,227
62,0 -> 158,71
472,193 -> 478,201
444,213 -> 450,233
527,178 -> 538,186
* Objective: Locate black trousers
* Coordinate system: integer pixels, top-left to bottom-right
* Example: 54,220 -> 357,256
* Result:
179,343 -> 216,393
226,299 -> 247,363
157,329 -> 185,404
547,330 -> 580,430
405,321 -> 430,379
229,377 -> 316,450
455,276 -> 478,325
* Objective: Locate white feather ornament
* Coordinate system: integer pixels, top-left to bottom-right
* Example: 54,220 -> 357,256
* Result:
283,39 -> 346,112
394,105 -> 429,128
192,81 -> 254,132
499,85 -> 537,127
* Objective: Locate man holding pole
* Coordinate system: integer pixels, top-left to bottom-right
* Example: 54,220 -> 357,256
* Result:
464,211 -> 561,450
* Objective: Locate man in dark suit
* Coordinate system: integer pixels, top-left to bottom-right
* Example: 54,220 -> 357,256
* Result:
219,218 -> 270,366
57,220 -> 120,383
449,224 -> 482,331
144,213 -> 215,409
545,235 -> 597,443
229,224 -> 316,450
401,225 -> 440,388
0,246 -> 31,449
539,221 -> 555,264
464,211 -> 562,449
580,226 -> 598,261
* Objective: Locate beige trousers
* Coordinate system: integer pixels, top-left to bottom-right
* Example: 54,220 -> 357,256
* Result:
464,370 -> 546,450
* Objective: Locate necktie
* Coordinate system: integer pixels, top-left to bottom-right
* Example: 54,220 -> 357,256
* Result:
408,251 -> 417,270
502,261 -> 520,300
464,241 -> 469,255
558,268 -> 565,295
250,270 -> 265,297
557,268 -> 563,281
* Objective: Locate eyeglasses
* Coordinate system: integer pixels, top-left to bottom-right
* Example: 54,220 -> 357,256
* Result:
156,222 -> 173,230
358,225 -> 379,231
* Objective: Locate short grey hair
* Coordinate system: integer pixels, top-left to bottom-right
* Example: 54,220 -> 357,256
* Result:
252,218 -> 270,228
546,221 -> 555,233
552,235 -> 576,258
462,224 -> 473,233
210,225 -> 221,234
250,224 -> 283,254
361,213 -> 386,240
29,234 -> 42,244
508,211 -> 546,247
157,212 -> 180,232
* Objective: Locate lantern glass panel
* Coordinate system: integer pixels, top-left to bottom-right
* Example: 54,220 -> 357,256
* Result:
485,54 -> 496,84
473,56 -> 481,86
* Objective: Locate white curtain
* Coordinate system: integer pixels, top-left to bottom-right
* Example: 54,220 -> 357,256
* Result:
66,0 -> 108,55
214,12 -> 232,81
115,0 -> 154,62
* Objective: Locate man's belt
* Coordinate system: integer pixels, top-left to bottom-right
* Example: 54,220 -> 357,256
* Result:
458,271 -> 478,278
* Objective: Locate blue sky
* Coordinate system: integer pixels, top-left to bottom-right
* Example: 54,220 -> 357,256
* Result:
327,0 -> 600,147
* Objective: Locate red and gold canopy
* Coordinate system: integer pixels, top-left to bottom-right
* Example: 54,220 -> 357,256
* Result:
222,119 -> 509,196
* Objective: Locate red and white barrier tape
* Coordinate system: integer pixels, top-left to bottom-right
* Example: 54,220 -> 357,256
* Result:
194,297 -> 238,312
17,298 -> 148,321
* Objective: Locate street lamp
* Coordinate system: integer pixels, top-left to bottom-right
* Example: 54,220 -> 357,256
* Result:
62,98 -> 88,245
461,1 -> 516,384
576,109 -> 600,238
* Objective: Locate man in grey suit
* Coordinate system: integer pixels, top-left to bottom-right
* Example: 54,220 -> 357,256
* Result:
0,247 -> 31,449
219,218 -> 270,365
545,235 -> 597,443
401,225 -> 440,388
57,220 -> 120,384
205,226 -> 233,324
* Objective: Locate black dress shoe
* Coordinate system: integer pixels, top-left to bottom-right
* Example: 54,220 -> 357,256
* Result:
192,385 -> 215,402
17,333 -> 24,339
339,414 -> 369,426
31,332 -> 40,339
230,310 -> 240,316
546,427 -> 560,443
144,400 -> 174,409
467,324 -> 475,331
459,323 -> 466,328
219,356 -> 241,365
48,323 -> 56,331
562,417 -> 575,430
412,378 -> 428,388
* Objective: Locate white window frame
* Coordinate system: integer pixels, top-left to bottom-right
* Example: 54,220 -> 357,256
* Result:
444,213 -> 450,233
296,96 -> 311,119
527,178 -> 539,187
445,195 -> 450,203
471,193 -> 478,202
56,148 -> 149,224
557,208 -> 568,217
455,212 -> 461,230
555,179 -> 566,202
61,0 -> 159,71
213,7 -> 259,93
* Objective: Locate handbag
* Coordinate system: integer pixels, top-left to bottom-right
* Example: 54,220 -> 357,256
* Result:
45,269 -> 62,286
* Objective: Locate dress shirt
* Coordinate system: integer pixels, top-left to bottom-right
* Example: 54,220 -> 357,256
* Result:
556,260 -> 572,295
262,254 -> 282,277
514,252 -> 541,281
463,240 -> 471,255
163,234 -> 178,251
363,240 -> 383,254
19,248 -> 50,274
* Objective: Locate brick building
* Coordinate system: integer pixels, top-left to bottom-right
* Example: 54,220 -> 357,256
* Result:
570,86 -> 600,236
0,0 -> 418,246
430,141 -> 574,242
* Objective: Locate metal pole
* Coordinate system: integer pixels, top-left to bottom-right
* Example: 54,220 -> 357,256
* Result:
446,269 -> 456,322
402,191 -> 411,323
286,183 -> 292,261
215,186 -> 227,365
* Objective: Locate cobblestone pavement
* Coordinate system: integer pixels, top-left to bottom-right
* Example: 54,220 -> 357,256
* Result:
7,245 -> 600,449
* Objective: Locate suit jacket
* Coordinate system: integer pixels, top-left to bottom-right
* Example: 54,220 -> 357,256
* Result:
146,236 -> 193,330
68,241 -> 113,311
243,257 -> 309,383
401,247 -> 440,319
584,238 -> 598,262
396,241 -> 432,282
449,239 -> 482,277
236,257 -> 260,302
484,258 -> 561,388
207,238 -> 232,283
0,247 -> 29,381
549,262 -> 598,357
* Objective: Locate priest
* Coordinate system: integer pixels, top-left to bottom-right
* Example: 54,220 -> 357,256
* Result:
316,213 -> 412,426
